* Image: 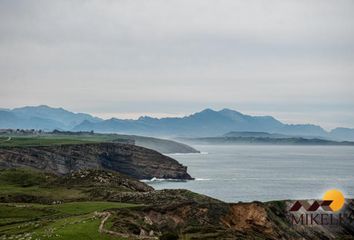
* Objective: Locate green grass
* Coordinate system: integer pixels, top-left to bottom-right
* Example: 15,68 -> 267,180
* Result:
0,133 -> 130,148
0,202 -> 137,240
35,215 -> 118,240
47,202 -> 137,215
0,136 -> 98,147
0,168 -> 52,187
0,168 -> 139,239
0,169 -> 88,202
0,204 -> 51,225
0,184 -> 86,199
33,214 -> 127,240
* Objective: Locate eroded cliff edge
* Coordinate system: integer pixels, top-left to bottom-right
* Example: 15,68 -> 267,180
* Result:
0,142 -> 193,180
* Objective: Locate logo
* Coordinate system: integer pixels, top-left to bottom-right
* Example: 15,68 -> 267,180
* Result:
290,189 -> 345,212
288,189 -> 351,225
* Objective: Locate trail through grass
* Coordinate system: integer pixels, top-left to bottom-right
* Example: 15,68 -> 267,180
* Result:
0,202 -> 136,240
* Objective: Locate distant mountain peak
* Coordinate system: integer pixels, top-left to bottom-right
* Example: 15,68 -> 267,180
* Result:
199,108 -> 216,113
108,117 -> 120,121
219,108 -> 241,113
138,116 -> 157,121
218,108 -> 244,117
19,104 -> 52,109
35,104 -> 50,108
191,108 -> 243,117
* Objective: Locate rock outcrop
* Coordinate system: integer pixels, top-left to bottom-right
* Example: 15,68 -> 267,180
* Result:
108,195 -> 354,240
0,143 -> 193,180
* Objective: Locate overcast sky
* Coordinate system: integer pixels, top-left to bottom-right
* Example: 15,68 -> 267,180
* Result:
0,0 -> 353,129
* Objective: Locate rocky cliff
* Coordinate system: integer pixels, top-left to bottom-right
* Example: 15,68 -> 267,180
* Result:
0,143 -> 192,180
106,192 -> 354,239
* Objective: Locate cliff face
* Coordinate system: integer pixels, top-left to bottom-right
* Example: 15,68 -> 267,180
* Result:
132,136 -> 199,154
0,143 -> 192,180
107,193 -> 354,240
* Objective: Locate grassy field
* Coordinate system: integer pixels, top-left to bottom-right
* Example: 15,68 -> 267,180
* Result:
0,132 -> 199,154
0,134 -> 122,147
0,167 -> 148,204
0,168 -> 148,239
0,202 -> 136,240
0,168 -> 86,202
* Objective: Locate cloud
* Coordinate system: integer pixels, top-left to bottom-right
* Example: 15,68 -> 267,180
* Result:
0,0 -> 353,128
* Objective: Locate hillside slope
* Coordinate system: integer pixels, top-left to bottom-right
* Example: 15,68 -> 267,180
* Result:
0,168 -> 353,240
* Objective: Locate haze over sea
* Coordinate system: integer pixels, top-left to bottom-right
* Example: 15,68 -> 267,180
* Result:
148,145 -> 354,202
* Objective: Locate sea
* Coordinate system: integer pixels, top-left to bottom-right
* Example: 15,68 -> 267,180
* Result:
146,145 -> 354,202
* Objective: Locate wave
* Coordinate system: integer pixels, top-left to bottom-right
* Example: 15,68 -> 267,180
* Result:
140,177 -> 213,183
167,152 -> 208,156
140,177 -> 190,183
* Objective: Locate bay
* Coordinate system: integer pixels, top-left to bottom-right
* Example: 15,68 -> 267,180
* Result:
147,145 -> 354,202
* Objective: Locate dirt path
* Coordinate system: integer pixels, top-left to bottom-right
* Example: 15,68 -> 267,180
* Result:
2,137 -> 11,142
96,211 -> 157,239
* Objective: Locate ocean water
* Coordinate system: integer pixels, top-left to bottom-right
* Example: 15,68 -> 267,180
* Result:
147,145 -> 354,202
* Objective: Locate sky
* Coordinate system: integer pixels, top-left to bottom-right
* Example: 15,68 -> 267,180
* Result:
0,0 -> 353,130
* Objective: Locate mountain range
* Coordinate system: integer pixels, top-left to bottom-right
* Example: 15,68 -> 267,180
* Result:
0,105 -> 101,130
1,105 -> 354,141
